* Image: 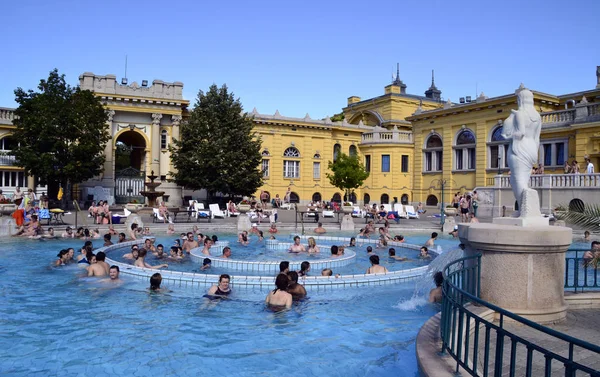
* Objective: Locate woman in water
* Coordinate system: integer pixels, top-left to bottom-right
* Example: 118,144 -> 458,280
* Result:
306,237 -> 320,254
54,249 -> 70,266
150,273 -> 162,291
135,249 -> 168,270
298,261 -> 310,277
348,237 -> 357,247
265,274 -> 292,309
206,274 -> 231,297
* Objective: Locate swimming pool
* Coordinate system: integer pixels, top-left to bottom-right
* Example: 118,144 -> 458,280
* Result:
0,234 -> 445,377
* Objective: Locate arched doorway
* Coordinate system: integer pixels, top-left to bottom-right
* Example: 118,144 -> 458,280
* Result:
312,192 -> 322,202
289,192 -> 300,203
380,194 -> 389,204
364,193 -> 370,204
348,192 -> 357,204
401,194 -> 409,205
115,131 -> 147,204
331,193 -> 342,203
426,195 -> 438,206
569,198 -> 584,212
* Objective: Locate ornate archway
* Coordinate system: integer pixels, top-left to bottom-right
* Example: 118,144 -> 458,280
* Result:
114,131 -> 147,204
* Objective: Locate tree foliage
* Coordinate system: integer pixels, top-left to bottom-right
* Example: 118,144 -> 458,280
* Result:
329,112 -> 345,122
169,84 -> 263,197
326,152 -> 369,201
12,69 -> 110,202
555,201 -> 600,232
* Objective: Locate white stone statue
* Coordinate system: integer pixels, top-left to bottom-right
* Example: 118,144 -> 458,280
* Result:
501,85 -> 542,217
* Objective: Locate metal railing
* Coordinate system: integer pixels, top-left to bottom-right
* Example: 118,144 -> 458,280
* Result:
565,249 -> 600,292
441,254 -> 600,376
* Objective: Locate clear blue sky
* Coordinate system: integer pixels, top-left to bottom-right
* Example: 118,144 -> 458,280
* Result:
1,0 -> 599,118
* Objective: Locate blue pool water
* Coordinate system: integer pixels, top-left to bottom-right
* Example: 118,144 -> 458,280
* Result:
0,234 -> 441,377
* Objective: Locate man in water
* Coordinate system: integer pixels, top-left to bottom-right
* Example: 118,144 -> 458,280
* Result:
88,252 -> 110,277
388,248 -> 407,261
144,238 -> 156,253
286,271 -> 306,300
420,247 -> 432,259
206,274 -> 231,297
182,232 -> 198,253
118,233 -> 126,243
314,222 -> 326,234
109,265 -> 121,281
201,238 -> 212,255
425,232 -> 438,247
153,244 -> 166,259
201,258 -> 211,270
103,234 -> 113,247
222,246 -> 232,259
62,227 -> 74,238
429,272 -> 444,303
279,261 -> 290,274
288,236 -> 306,253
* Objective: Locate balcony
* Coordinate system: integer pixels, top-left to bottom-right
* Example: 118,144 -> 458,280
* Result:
0,155 -> 17,166
495,173 -> 600,189
360,126 -> 413,145
0,107 -> 16,126
541,102 -> 600,129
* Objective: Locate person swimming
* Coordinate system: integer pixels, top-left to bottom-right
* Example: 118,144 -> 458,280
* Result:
265,274 -> 293,309
205,274 -> 231,299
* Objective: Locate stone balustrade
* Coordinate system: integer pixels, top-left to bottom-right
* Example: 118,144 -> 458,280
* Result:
495,173 -> 600,189
541,109 -> 575,124
360,127 -> 413,145
0,107 -> 16,125
0,155 -> 17,166
541,102 -> 600,127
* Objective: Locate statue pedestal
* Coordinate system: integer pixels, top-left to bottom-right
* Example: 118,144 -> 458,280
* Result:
459,222 -> 572,324
237,214 -> 251,232
340,215 -> 354,231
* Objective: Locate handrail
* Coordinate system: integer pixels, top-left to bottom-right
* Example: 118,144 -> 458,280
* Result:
565,249 -> 600,292
441,253 -> 600,376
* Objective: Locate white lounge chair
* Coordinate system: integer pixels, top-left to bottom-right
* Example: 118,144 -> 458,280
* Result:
383,204 -> 393,213
153,208 -> 165,223
351,206 -> 363,218
209,204 -> 226,219
280,202 -> 292,210
394,204 -> 409,219
322,209 -> 335,218
194,203 -> 211,219
404,205 -> 419,219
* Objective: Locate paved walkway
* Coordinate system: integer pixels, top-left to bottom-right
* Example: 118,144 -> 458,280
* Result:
418,307 -> 600,377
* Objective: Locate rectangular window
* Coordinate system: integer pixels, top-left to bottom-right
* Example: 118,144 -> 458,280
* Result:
455,150 -> 463,170
283,160 -> 300,178
401,155 -> 409,173
381,155 -> 390,172
261,159 -> 269,178
313,162 -> 320,179
425,152 -> 432,172
160,131 -> 168,149
468,148 -> 476,170
556,142 -> 565,166
543,144 -> 552,167
490,146 -> 499,169
437,151 -> 443,171
365,155 -> 371,172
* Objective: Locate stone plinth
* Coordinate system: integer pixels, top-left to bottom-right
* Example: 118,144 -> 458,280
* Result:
459,222 -> 572,324
340,214 -> 354,231
237,214 -> 251,232
493,217 -> 549,227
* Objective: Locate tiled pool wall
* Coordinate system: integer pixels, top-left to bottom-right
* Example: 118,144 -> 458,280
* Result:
103,238 -> 434,291
189,247 -> 357,273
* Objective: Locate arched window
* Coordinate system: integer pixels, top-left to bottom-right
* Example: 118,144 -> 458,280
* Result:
331,193 -> 342,203
348,192 -> 357,204
569,198 -> 584,212
312,192 -> 322,202
289,192 -> 300,203
262,149 -> 271,157
401,194 -> 409,205
488,126 -> 509,170
426,195 -> 438,206
333,144 -> 341,162
0,136 -> 16,151
283,147 -> 300,157
364,193 -> 370,204
160,130 -> 168,149
283,147 -> 300,178
380,194 -> 389,204
349,145 -> 357,157
454,129 -> 476,171
313,153 -> 321,159
423,134 -> 443,172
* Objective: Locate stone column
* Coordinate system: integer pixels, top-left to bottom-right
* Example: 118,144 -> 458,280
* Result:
459,222 -> 572,324
169,115 -> 182,177
151,113 -> 162,176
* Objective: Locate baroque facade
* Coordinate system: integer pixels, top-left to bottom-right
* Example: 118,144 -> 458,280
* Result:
0,67 -> 599,208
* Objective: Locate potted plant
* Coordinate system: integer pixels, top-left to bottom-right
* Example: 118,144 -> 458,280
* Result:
238,199 -> 251,212
0,198 -> 16,216
125,199 -> 144,213
326,152 -> 369,217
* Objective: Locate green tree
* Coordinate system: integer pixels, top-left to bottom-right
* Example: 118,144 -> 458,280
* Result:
329,112 -> 345,122
326,152 -> 369,203
170,84 -> 263,199
12,69 -> 110,207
